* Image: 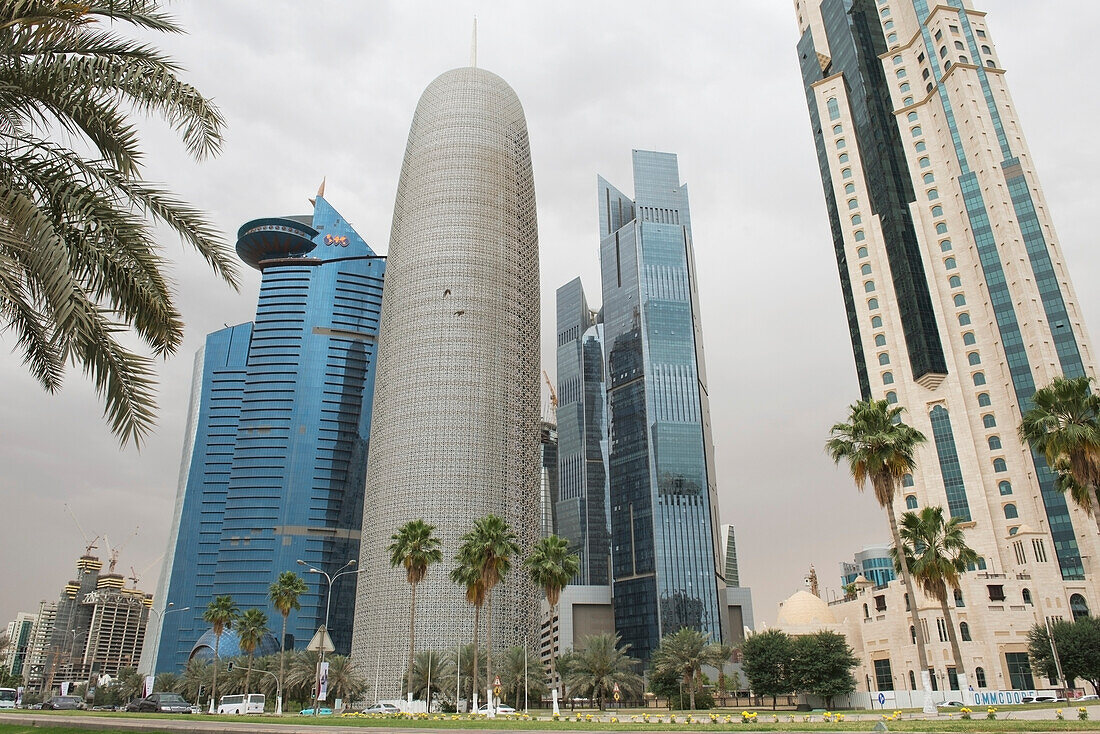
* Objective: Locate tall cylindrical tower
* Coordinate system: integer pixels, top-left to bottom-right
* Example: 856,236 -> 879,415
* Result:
352,66 -> 541,695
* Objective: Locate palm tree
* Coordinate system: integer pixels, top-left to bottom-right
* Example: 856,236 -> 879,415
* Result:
389,519 -> 444,705
286,650 -> 320,707
406,649 -> 452,703
825,399 -> 935,701
893,505 -> 979,687
325,655 -> 369,704
650,628 -> 731,711
450,548 -> 486,709
0,1 -> 238,446
497,645 -> 547,710
461,514 -> 520,704
559,633 -> 644,710
178,658 -> 212,703
236,608 -> 269,693
441,643 -> 485,709
269,570 -> 308,708
153,671 -> 180,694
202,595 -> 239,707
1020,375 -> 1100,514
524,534 -> 580,703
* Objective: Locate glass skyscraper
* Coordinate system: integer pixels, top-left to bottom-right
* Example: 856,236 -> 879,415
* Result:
599,150 -> 727,662
796,0 -> 1100,693
147,193 -> 385,673
555,278 -> 610,586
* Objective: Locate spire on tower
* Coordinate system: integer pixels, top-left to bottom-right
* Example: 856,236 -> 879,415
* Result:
470,17 -> 477,68
309,177 -> 326,206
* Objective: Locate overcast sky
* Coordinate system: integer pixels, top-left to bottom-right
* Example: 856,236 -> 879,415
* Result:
2,2 -> 1098,637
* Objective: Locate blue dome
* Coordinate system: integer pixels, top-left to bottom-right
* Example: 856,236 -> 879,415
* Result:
189,628 -> 281,662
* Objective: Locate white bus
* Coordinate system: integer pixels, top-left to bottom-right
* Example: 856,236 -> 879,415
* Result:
0,688 -> 16,709
217,693 -> 265,714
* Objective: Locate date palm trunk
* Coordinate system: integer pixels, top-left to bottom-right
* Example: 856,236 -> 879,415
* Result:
886,497 -> 935,712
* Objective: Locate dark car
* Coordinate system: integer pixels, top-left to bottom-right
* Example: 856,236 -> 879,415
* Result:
125,692 -> 193,714
41,695 -> 85,710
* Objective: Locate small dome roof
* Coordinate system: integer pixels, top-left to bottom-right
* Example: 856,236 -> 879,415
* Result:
777,590 -> 836,627
853,574 -> 874,587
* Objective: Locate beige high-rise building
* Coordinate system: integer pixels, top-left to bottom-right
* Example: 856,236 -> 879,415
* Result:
793,0 -> 1100,700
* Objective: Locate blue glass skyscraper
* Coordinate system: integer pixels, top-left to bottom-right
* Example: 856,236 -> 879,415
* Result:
599,151 -> 727,662
147,192 -> 385,673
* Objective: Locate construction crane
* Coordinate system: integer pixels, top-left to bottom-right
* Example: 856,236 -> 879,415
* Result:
542,370 -> 558,422
102,526 -> 139,574
127,554 -> 163,589
64,503 -> 99,556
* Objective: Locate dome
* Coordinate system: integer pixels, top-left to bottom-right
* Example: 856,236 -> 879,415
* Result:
189,628 -> 280,662
777,590 -> 836,627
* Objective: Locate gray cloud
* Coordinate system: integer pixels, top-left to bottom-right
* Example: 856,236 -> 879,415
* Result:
1,2 -> 1097,637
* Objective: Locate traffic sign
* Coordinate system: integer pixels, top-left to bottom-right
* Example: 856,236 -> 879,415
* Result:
306,625 -> 335,653
878,692 -> 886,705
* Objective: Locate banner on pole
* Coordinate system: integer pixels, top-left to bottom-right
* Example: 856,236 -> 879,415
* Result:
144,675 -> 156,698
318,661 -> 329,701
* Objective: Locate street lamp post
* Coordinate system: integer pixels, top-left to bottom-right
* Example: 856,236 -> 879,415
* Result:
297,558 -> 362,715
144,603 -> 190,678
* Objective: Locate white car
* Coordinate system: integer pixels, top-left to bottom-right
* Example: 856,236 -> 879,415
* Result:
477,703 -> 517,714
1079,695 -> 1099,701
361,702 -> 401,714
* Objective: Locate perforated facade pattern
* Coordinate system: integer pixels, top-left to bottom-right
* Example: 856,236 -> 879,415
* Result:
352,67 -> 541,695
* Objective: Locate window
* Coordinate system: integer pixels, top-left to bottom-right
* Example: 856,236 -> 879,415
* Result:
1006,652 -> 1034,690
903,473 -> 914,487
986,59 -> 996,68
906,495 -> 918,509
1071,594 -> 1090,621
959,55 -> 969,64
851,214 -> 861,225
896,68 -> 907,79
858,246 -> 868,258
868,298 -> 879,310
909,625 -> 916,643
962,331 -> 975,345
921,158 -> 932,169
905,593 -> 911,612
845,183 -> 856,194
960,622 -> 971,642
886,391 -> 898,404
944,257 -> 956,269
865,280 -> 876,293
949,24 -> 959,34
838,138 -> 847,149
931,205 -> 942,216
875,595 -> 887,612
922,68 -> 930,80
975,667 -> 987,688
875,334 -> 887,346
948,668 -> 959,691
935,29 -> 943,41
884,19 -> 894,30
843,168 -> 853,179
973,371 -> 985,385
874,658 -> 894,691
955,40 -> 965,50
1022,588 -> 1033,605
937,618 -> 948,642
907,111 -> 919,122
988,584 -> 1006,601
978,392 -> 991,406
847,199 -> 858,210
881,7 -> 891,17
981,44 -> 992,55
903,96 -> 914,106
949,275 -> 963,288
977,29 -> 986,38
999,480 -> 1012,495
1003,503 -> 1017,519
882,370 -> 893,384
954,294 -> 967,307
994,458 -> 1007,472
923,173 -> 935,184
983,414 -> 996,428
928,188 -> 939,200
879,353 -> 890,365
855,230 -> 866,241
833,124 -> 844,135
839,152 -> 849,163
940,238 -> 952,251
888,32 -> 898,45
978,557 -> 987,570
988,435 -> 1001,450
872,316 -> 883,328
936,223 -> 949,234
940,46 -> 948,58
911,126 -> 922,137
968,351 -> 981,365
864,603 -> 870,619
944,60 -> 952,71
954,589 -> 964,607
915,141 -> 927,152
893,54 -> 903,65
827,97 -> 840,121
958,312 -> 970,326
909,670 -> 917,690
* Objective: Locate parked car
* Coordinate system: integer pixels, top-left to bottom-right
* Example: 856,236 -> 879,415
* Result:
299,707 -> 333,716
361,702 -> 401,714
217,693 -> 265,715
41,696 -> 85,710
125,692 -> 193,713
938,700 -> 965,707
1079,695 -> 1099,701
477,703 -> 517,714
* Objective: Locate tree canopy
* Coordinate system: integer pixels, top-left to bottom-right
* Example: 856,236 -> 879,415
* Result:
1028,616 -> 1100,693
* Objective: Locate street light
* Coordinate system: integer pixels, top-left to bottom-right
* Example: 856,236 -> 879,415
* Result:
297,559 -> 362,715
145,603 -> 191,677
